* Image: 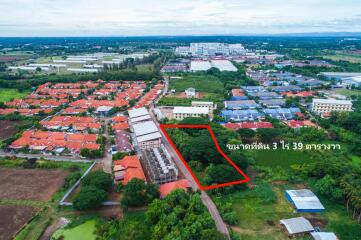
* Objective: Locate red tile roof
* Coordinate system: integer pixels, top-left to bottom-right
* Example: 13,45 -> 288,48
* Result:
159,179 -> 190,198
113,155 -> 146,185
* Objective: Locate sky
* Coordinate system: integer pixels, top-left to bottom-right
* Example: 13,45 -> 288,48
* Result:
0,0 -> 361,36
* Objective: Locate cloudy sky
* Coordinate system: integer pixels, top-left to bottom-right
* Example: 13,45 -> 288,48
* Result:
0,0 -> 361,36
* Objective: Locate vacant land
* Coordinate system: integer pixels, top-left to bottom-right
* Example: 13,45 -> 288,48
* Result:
251,149 -> 315,169
0,205 -> 37,240
219,183 -> 361,240
0,89 -> 30,102
0,120 -> 22,140
0,168 -> 67,201
169,74 -> 224,94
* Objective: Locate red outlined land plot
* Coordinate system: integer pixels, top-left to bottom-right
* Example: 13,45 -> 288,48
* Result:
160,124 -> 250,190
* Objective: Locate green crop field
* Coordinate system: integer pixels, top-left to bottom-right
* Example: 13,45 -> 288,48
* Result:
0,89 -> 30,102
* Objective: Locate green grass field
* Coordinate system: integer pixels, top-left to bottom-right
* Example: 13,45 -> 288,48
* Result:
52,220 -> 97,240
335,89 -> 361,97
220,183 -> 361,240
0,89 -> 30,102
251,150 -> 315,169
324,54 -> 361,63
169,74 -> 224,94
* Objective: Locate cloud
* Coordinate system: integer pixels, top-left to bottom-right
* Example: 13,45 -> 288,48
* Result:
0,0 -> 360,36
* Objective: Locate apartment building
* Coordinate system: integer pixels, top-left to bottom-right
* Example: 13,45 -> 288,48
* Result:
312,98 -> 353,114
172,107 -> 209,120
191,101 -> 216,114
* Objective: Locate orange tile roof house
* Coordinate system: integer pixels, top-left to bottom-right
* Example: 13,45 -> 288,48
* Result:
113,155 -> 146,185
41,116 -> 101,131
159,179 -> 190,198
9,130 -> 99,154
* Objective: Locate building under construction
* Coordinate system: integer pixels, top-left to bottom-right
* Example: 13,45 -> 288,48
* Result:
141,145 -> 178,184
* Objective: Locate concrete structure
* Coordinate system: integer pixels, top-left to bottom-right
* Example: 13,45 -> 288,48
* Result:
285,189 -> 325,213
141,145 -> 178,184
191,101 -> 216,114
172,107 -> 209,120
312,98 -> 353,114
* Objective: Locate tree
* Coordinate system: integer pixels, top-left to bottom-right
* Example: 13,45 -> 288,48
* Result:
237,128 -> 256,139
82,170 -> 113,192
73,186 -> 107,210
121,178 -> 159,209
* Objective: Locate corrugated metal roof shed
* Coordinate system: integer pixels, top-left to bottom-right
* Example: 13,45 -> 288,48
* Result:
280,217 -> 314,235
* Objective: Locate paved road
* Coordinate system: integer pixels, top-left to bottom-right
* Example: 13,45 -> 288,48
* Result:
100,117 -> 112,173
0,151 -> 93,163
149,83 -> 231,239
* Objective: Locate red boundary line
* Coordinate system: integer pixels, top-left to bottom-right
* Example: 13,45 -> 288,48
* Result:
160,124 -> 250,190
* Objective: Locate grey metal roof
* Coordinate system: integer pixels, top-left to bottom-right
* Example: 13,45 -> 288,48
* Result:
133,121 -> 159,137
280,217 -> 314,234
128,107 -> 149,119
286,189 -> 325,210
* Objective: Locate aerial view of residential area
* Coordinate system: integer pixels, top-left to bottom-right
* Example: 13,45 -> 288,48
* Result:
0,1 -> 361,240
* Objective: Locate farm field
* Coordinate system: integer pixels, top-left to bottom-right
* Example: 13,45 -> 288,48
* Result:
0,205 -> 37,240
323,53 -> 361,63
0,89 -> 30,102
0,120 -> 22,140
0,168 -> 67,201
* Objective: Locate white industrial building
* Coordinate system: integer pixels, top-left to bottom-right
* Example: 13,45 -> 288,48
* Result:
132,121 -> 162,150
342,76 -> 361,88
8,66 -> 50,71
172,106 -> 209,120
53,59 -> 87,64
67,68 -> 99,73
190,61 -> 212,71
128,107 -> 149,119
312,98 -> 353,114
210,60 -> 238,71
190,60 -> 237,72
176,42 -> 246,56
